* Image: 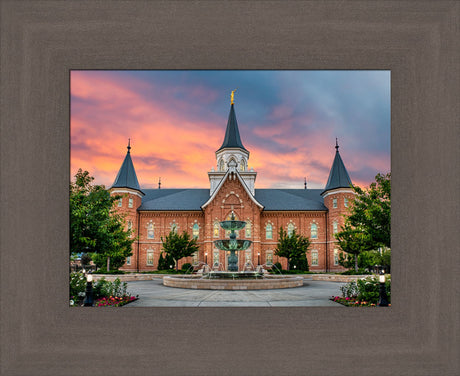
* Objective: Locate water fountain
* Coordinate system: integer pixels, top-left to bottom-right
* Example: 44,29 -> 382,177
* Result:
163,211 -> 303,290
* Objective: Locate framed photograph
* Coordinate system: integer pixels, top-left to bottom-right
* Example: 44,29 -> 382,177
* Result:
1,1 -> 458,375
70,70 -> 391,308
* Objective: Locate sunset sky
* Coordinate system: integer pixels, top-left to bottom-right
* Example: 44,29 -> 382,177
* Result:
70,70 -> 390,190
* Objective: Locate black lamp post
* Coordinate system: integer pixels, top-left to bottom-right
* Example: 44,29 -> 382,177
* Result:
378,268 -> 389,307
83,272 -> 94,307
257,252 -> 260,266
205,252 -> 208,265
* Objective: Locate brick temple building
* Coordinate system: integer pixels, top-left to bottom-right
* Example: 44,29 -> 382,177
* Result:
110,101 -> 355,272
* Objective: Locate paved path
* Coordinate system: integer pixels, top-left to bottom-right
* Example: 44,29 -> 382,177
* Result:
123,277 -> 346,307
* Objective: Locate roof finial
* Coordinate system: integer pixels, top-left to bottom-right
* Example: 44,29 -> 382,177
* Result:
158,177 -> 161,189
304,177 -> 307,190
127,138 -> 131,153
230,89 -> 237,105
335,138 -> 339,152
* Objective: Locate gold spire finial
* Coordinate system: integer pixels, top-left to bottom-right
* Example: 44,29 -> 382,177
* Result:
230,89 -> 237,105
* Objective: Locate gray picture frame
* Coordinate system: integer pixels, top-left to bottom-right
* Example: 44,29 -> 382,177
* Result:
1,1 -> 458,375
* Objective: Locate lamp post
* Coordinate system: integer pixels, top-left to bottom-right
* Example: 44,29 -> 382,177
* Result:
257,252 -> 260,266
83,272 -> 93,307
378,268 -> 389,307
205,252 -> 208,265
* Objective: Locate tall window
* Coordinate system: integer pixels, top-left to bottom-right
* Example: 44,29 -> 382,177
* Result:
147,250 -> 154,266
310,223 -> 318,239
334,249 -> 339,266
127,220 -> 132,232
332,198 -> 337,208
240,159 -> 245,171
213,250 -> 220,267
266,223 -> 273,239
266,251 -> 273,266
333,221 -> 338,234
128,198 -> 133,208
126,256 -> 131,265
213,222 -> 220,238
344,197 -> 348,207
171,223 -> 177,233
245,221 -> 251,238
219,159 -> 225,171
192,223 -> 199,239
287,223 -> 295,237
245,251 -> 251,264
118,198 -> 122,207
147,223 -> 154,239
311,251 -> 318,266
192,252 -> 198,265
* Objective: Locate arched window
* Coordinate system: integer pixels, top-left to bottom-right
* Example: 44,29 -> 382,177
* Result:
171,223 -> 177,233
147,223 -> 154,239
245,221 -> 251,238
213,222 -> 220,238
310,223 -> 317,239
127,220 -> 132,232
334,249 -> 339,265
287,223 -> 295,237
240,159 -> 246,171
192,223 -> 199,239
332,198 -> 337,208
266,223 -> 273,239
219,159 -> 225,171
344,198 -> 349,208
333,221 -> 338,234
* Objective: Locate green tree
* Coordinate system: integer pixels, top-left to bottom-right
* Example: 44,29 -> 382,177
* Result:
70,169 -> 135,271
274,227 -> 311,271
335,222 -> 373,273
335,172 -> 391,273
348,172 -> 391,249
157,252 -> 175,271
161,231 -> 199,271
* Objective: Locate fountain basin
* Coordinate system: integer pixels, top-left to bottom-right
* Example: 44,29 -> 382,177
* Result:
163,274 -> 304,290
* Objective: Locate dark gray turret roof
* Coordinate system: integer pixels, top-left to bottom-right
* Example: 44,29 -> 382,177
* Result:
322,141 -> 352,194
137,188 -> 327,211
216,104 -> 248,152
111,141 -> 143,194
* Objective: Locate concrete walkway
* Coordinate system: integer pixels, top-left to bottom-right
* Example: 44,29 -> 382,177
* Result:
122,277 -> 346,307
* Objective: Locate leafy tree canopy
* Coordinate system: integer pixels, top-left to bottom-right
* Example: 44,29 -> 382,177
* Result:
161,231 -> 199,271
274,227 -> 311,271
70,169 -> 134,270
335,172 -> 391,272
348,172 -> 391,249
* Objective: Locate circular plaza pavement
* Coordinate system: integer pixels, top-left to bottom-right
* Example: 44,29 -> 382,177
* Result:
122,276 -> 347,307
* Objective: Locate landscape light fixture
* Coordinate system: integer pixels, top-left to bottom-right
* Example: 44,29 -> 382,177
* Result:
83,272 -> 94,307
378,269 -> 389,307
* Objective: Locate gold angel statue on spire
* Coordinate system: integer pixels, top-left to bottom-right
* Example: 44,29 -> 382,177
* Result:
231,89 -> 237,104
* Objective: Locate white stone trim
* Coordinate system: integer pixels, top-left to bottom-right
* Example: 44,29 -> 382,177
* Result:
321,189 -> 355,198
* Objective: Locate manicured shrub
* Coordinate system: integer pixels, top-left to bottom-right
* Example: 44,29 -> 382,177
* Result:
181,263 -> 192,272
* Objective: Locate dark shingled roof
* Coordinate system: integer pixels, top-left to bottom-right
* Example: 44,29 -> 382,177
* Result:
111,143 -> 143,193
138,189 -> 210,211
322,143 -> 352,194
138,188 -> 327,211
216,104 -> 248,152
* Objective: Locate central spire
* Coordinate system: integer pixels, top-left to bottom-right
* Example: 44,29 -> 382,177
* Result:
217,101 -> 247,152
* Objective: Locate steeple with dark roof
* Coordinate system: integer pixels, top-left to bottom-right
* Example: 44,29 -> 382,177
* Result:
322,139 -> 353,194
111,140 -> 143,194
217,104 -> 248,152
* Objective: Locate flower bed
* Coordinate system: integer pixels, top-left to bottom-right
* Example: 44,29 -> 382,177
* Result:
95,295 -> 138,307
70,272 -> 138,307
331,296 -> 391,307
